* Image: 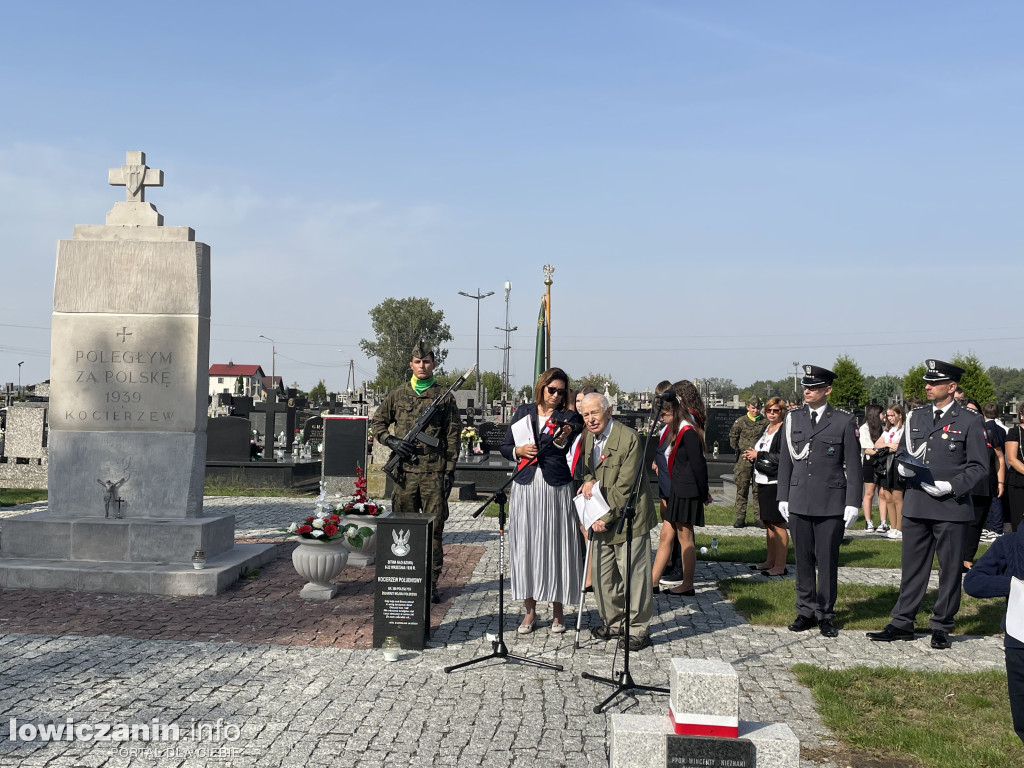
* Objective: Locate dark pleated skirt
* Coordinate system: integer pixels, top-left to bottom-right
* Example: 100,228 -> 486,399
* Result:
757,482 -> 785,525
664,495 -> 704,526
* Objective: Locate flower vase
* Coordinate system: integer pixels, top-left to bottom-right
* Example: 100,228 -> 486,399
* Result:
291,538 -> 350,600
340,508 -> 390,567
459,443 -> 468,461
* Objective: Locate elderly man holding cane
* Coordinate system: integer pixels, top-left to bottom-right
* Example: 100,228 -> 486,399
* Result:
578,393 -> 658,651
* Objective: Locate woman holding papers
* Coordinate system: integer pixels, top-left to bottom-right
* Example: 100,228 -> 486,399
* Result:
963,524 -> 1024,744
500,368 -> 583,635
650,380 -> 710,597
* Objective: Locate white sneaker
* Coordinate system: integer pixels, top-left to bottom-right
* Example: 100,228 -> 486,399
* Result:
886,529 -> 899,539
865,522 -> 875,532
877,522 -> 890,534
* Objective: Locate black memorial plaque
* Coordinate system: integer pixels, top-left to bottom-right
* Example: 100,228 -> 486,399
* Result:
302,415 -> 325,453
666,735 -> 755,768
706,407 -> 743,459
207,416 -> 253,461
372,515 -> 433,650
322,415 -> 368,476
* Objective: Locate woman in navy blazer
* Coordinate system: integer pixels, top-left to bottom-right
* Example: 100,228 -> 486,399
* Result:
500,368 -> 583,634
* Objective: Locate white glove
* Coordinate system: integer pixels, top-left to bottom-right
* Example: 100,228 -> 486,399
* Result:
897,463 -> 913,478
778,501 -> 789,523
921,480 -> 953,497
843,505 -> 859,528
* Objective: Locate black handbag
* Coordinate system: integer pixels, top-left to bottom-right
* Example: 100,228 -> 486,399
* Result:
754,454 -> 778,477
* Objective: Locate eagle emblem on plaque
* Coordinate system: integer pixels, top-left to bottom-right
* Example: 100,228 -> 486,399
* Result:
391,529 -> 411,557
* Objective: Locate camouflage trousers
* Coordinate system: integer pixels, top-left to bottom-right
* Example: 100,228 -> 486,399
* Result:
392,470 -> 449,587
733,459 -> 755,521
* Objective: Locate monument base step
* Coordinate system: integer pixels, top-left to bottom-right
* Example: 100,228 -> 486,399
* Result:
0,543 -> 276,596
610,715 -> 799,768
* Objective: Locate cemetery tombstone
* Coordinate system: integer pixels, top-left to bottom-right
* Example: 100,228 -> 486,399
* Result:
706,407 -> 743,459
321,414 -> 368,495
207,416 -> 254,462
302,415 -> 324,455
372,514 -> 433,651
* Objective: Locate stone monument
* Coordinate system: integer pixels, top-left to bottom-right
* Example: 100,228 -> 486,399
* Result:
0,151 -> 275,595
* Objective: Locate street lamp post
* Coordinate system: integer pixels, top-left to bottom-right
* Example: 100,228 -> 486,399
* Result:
458,288 -> 494,408
259,335 -> 276,398
17,361 -> 24,394
495,282 -> 517,422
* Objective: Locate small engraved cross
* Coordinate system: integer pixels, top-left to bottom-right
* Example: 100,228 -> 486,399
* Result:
117,327 -> 132,343
108,151 -> 164,203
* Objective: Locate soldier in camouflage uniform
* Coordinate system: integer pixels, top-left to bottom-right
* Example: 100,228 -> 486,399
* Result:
370,342 -> 462,602
729,397 -> 767,527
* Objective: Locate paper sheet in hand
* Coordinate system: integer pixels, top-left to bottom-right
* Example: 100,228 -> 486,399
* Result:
574,481 -> 610,530
510,416 -> 535,448
1008,576 -> 1024,643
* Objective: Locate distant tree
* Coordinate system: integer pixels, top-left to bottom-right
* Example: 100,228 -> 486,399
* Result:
952,352 -> 994,404
309,379 -> 328,403
234,375 -> 244,395
739,378 -> 795,404
359,297 -> 453,391
867,375 -> 902,405
903,363 -> 927,402
575,372 -> 621,397
988,366 -> 1024,407
828,355 -> 867,408
700,377 -> 738,400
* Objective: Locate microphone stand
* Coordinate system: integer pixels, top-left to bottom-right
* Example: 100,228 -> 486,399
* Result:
444,456 -> 564,675
581,396 -> 669,713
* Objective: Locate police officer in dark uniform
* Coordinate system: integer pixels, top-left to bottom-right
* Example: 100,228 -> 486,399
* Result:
777,365 -> 861,638
370,342 -> 462,603
867,359 -> 988,649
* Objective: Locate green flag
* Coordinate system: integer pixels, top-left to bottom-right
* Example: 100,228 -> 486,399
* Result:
533,298 -> 547,385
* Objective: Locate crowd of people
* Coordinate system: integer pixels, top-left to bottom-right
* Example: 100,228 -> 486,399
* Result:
374,345 -> 1022,742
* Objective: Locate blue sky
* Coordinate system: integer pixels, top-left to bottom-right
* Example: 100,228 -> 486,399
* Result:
2,2 -> 1022,395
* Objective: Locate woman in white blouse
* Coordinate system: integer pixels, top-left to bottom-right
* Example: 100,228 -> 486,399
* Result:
875,404 -> 906,540
745,396 -> 788,576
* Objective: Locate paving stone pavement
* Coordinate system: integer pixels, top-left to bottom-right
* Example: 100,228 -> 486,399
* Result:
0,497 -> 1008,768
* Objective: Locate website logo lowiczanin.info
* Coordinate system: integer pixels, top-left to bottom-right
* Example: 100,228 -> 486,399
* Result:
7,717 -> 241,743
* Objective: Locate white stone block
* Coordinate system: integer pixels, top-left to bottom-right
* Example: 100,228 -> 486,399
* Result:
669,658 -> 740,736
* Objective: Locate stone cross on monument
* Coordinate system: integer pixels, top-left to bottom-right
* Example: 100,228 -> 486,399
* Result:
101,150 -> 166,227
108,151 -> 163,203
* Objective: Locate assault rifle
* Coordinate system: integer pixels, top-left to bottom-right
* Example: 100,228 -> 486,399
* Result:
382,364 -> 477,484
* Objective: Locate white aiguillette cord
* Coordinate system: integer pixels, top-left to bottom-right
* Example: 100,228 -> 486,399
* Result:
784,412 -> 810,462
903,410 -> 927,460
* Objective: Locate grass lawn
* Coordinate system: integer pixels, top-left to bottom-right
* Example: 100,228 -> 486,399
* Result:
0,489 -> 48,506
202,479 -> 312,497
794,665 -> 1023,768
718,579 -> 1006,634
691,532 -> 986,570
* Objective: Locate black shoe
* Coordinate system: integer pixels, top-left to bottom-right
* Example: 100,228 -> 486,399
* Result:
667,587 -> 696,597
755,520 -> 765,529
652,585 -> 661,595
819,619 -> 839,638
583,585 -> 594,593
590,624 -> 620,641
788,615 -> 816,632
733,519 -> 746,528
431,590 -> 441,604
866,624 -> 915,642
931,630 -> 952,650
618,634 -> 652,651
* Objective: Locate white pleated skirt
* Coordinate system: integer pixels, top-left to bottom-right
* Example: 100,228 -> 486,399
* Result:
508,470 -> 584,603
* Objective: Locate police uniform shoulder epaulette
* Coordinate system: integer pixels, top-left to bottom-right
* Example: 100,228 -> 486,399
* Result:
832,406 -> 852,416
911,405 -> 930,414
961,406 -> 983,419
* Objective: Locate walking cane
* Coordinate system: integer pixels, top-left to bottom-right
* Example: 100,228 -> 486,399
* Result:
573,528 -> 594,650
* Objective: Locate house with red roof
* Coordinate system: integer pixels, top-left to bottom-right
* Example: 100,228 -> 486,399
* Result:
208,362 -> 264,400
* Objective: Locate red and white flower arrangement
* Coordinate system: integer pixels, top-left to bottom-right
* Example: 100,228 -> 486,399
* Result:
283,466 -> 385,547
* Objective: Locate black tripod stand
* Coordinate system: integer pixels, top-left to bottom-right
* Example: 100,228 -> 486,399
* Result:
581,396 -> 670,713
444,462 -> 563,675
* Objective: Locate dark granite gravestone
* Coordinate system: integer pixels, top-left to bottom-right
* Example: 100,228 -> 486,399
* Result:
322,416 -> 368,477
231,396 -> 253,419
207,416 -> 254,461
372,514 -> 433,650
707,407 -> 743,459
477,422 -> 506,454
216,392 -> 233,408
252,391 -> 295,457
302,416 -> 325,454
665,734 -> 755,767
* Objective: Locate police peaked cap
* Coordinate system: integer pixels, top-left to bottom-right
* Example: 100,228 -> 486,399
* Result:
922,359 -> 965,382
801,365 -> 836,387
